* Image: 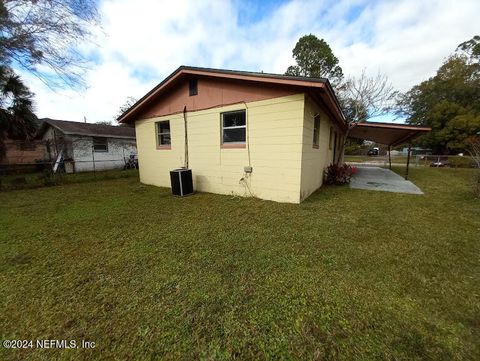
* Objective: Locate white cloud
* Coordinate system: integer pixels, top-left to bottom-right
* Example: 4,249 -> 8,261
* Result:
16,0 -> 480,122
332,0 -> 480,88
22,61 -> 151,123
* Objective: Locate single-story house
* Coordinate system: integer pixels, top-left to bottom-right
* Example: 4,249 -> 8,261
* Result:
118,66 -> 348,203
37,118 -> 137,173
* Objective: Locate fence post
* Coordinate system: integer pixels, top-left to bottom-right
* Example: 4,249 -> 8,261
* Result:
405,146 -> 411,180
91,145 -> 96,179
388,145 -> 392,170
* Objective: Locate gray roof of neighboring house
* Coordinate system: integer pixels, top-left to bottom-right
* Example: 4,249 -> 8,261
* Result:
38,118 -> 136,139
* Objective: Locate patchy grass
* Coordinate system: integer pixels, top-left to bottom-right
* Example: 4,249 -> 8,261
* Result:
0,169 -> 139,191
0,167 -> 479,360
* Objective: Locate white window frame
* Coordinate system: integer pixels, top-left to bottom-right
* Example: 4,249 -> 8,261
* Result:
221,110 -> 246,145
156,120 -> 171,147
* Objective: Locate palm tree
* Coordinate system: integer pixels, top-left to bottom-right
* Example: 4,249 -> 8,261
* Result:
0,65 -> 37,159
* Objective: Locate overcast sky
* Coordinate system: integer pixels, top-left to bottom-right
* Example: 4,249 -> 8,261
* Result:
17,0 -> 480,123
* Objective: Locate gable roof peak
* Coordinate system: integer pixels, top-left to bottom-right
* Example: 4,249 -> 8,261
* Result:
118,65 -> 345,128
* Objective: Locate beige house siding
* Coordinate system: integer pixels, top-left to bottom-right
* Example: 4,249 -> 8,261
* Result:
135,94 -> 305,203
299,97 -> 342,201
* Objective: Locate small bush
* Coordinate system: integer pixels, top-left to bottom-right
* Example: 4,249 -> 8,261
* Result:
325,163 -> 357,185
448,156 -> 476,168
11,176 -> 27,189
38,170 -> 61,187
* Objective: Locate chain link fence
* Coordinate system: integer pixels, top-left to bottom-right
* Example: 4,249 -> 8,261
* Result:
344,154 -> 477,168
0,138 -> 139,191
0,163 -> 139,191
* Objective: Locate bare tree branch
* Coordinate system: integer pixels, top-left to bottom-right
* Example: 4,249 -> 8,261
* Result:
338,69 -> 398,123
467,135 -> 480,168
0,0 -> 100,89
335,70 -> 398,163
114,96 -> 137,125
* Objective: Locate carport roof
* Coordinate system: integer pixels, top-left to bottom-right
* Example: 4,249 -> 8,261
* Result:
348,122 -> 431,146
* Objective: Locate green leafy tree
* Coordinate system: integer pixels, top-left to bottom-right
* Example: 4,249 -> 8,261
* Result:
399,51 -> 480,153
457,35 -> 480,63
0,65 -> 37,159
285,35 -> 396,124
285,34 -> 343,85
286,35 -> 399,161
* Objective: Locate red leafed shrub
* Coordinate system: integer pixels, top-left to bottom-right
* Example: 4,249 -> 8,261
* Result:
325,163 -> 357,185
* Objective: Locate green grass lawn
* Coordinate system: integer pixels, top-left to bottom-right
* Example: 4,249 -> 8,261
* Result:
1,167 -> 479,360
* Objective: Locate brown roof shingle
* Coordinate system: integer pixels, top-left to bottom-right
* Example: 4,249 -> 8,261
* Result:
117,65 -> 346,129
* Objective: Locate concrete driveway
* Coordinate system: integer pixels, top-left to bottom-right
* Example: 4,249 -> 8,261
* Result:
350,166 -> 424,194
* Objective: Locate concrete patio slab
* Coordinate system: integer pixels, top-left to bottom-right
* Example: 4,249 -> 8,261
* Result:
350,166 -> 424,194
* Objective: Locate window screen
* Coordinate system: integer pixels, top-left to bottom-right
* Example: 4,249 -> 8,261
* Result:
313,115 -> 320,146
329,127 -> 334,150
189,79 -> 198,96
221,110 -> 246,144
156,121 -> 171,146
93,137 -> 108,152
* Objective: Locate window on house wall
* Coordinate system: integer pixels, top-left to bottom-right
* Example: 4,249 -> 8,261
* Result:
93,137 -> 108,152
333,131 -> 338,162
221,110 -> 246,145
156,120 -> 171,147
313,115 -> 320,148
329,127 -> 334,150
189,79 -> 198,96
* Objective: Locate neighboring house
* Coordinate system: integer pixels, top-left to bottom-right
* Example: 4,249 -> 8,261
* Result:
0,138 -> 46,165
118,66 -> 347,203
37,118 -> 137,173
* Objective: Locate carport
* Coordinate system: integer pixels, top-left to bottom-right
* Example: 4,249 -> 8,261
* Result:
348,122 -> 431,180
